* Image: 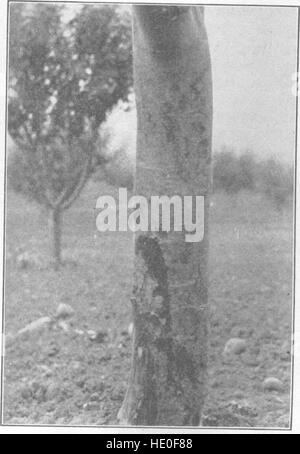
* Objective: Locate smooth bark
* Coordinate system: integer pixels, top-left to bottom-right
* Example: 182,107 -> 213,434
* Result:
118,6 -> 213,426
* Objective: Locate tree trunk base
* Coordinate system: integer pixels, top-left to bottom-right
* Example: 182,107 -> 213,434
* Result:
49,208 -> 62,270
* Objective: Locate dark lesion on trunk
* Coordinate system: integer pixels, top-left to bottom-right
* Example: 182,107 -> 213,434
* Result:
119,234 -> 203,426
135,236 -> 169,311
118,234 -> 172,424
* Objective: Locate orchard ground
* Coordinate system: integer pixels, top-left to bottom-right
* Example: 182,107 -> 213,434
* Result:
3,180 -> 294,427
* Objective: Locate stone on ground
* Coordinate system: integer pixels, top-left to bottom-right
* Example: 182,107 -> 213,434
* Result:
87,329 -> 107,343
87,330 -> 97,340
57,320 -> 70,332
17,317 -> 52,336
263,377 -> 284,392
223,337 -> 247,355
55,303 -> 75,320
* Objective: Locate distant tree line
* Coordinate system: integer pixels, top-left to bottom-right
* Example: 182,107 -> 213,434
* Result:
93,110 -> 294,212
212,147 -> 294,210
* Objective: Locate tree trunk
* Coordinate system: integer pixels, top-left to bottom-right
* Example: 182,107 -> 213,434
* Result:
118,6 -> 212,426
49,208 -> 62,270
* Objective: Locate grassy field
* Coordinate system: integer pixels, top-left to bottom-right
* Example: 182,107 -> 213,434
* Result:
2,181 -> 294,427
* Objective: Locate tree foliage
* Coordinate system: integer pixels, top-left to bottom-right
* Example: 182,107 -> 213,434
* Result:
213,147 -> 256,194
258,157 -> 294,210
212,147 -> 293,209
9,3 -> 132,142
8,3 -> 132,204
8,3 -> 132,266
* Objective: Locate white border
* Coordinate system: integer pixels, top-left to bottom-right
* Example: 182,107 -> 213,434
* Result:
0,0 -> 298,434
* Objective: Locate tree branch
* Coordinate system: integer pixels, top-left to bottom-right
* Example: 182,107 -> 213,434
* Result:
22,123 -> 35,148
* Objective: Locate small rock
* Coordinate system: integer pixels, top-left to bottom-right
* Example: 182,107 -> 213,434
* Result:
263,377 -> 284,392
83,401 -> 99,411
55,303 -> 74,320
87,329 -> 107,342
17,317 -> 52,336
74,329 -> 84,336
87,329 -> 97,340
224,338 -> 247,356
57,320 -> 70,333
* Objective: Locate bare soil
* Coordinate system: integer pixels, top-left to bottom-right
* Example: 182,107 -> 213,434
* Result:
3,183 -> 293,427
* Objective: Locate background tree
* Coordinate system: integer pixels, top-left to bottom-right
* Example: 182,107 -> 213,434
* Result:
213,147 -> 257,194
118,5 -> 212,425
8,3 -> 132,269
211,147 -> 293,209
258,157 -> 294,211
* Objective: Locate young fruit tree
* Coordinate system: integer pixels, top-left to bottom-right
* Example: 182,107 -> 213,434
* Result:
8,3 -> 132,269
118,6 -> 212,425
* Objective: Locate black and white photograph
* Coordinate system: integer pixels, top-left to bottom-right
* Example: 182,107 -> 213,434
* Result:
0,0 -> 298,432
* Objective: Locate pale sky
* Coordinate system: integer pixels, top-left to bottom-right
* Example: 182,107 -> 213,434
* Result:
205,6 -> 298,162
120,5 -> 297,163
